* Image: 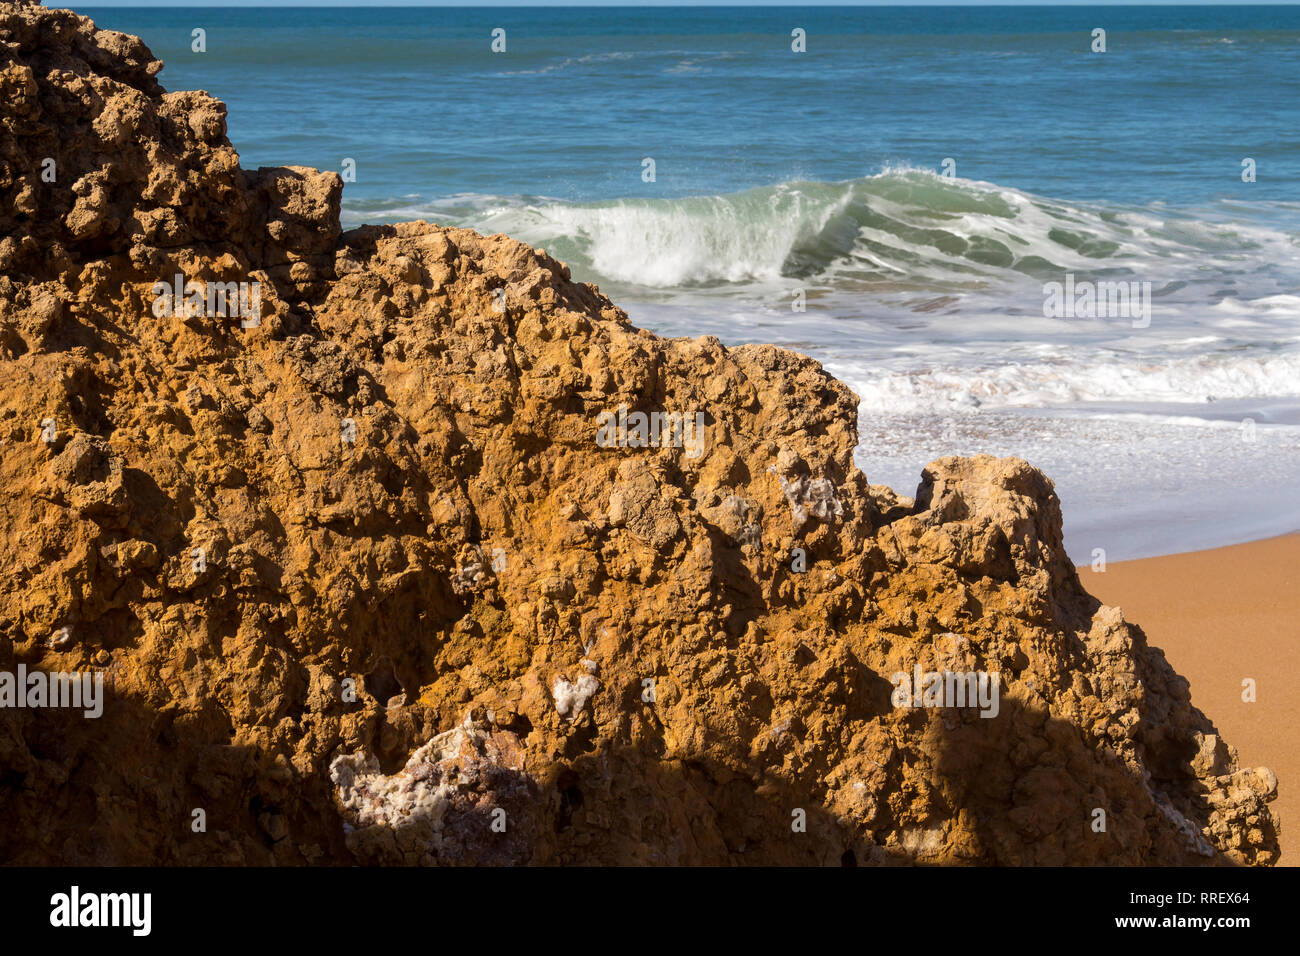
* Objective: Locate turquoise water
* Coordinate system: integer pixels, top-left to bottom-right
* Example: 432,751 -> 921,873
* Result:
79,5 -> 1300,559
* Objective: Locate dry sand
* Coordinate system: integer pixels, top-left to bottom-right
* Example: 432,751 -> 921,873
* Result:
1081,533 -> 1300,865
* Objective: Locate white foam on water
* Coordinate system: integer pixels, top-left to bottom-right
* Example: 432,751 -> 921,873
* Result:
836,350 -> 1300,416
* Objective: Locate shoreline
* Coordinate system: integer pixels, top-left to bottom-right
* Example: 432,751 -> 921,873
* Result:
1079,532 -> 1300,864
1069,526 -> 1300,565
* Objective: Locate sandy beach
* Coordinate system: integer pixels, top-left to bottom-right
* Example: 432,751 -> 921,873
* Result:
1082,533 -> 1300,865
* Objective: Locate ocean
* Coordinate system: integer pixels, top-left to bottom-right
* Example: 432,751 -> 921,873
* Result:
80,4 -> 1300,561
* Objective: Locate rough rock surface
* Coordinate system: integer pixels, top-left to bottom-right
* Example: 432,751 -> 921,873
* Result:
0,2 -> 1280,865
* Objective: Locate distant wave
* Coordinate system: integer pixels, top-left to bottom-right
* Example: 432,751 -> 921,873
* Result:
495,50 -> 636,76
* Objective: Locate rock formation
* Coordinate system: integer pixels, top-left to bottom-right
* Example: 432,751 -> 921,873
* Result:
0,1 -> 1279,865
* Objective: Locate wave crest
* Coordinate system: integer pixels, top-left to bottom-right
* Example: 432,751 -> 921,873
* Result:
360,169 -> 1300,296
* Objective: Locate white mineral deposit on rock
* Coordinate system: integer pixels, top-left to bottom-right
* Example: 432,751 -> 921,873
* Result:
552,674 -> 600,721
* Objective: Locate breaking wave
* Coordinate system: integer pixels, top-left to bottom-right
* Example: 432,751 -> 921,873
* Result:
348,168 -> 1300,298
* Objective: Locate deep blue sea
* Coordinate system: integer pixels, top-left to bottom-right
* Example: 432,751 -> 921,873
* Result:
78,5 -> 1300,559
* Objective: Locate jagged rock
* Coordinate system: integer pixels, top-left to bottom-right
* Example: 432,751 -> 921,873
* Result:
0,1 -> 1279,866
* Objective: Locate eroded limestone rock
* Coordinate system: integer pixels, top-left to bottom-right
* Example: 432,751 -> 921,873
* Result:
0,1 -> 1279,866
